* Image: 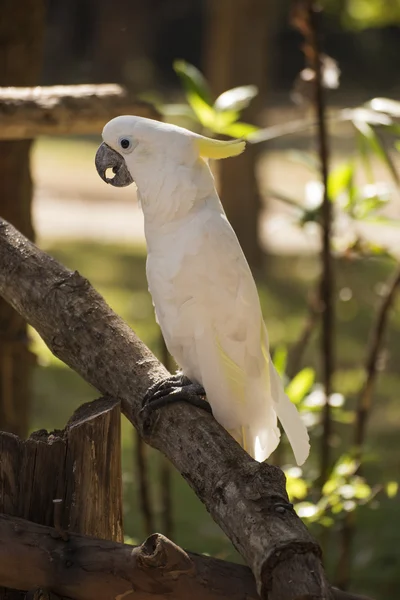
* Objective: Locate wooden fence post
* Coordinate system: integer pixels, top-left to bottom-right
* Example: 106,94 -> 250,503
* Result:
0,396 -> 123,598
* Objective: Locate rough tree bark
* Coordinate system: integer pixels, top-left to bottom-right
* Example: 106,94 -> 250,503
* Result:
0,397 -> 123,597
0,0 -> 45,437
0,218 -> 374,600
204,0 -> 277,269
0,84 -> 160,140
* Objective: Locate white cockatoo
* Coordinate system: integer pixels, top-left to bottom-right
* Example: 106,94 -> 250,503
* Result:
95,116 -> 310,465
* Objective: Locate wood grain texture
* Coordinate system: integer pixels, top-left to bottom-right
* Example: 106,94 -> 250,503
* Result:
0,397 -> 123,597
63,397 -> 123,541
0,397 -> 122,538
0,513 -> 375,600
0,84 -> 160,140
0,219 -> 374,600
0,513 -> 258,600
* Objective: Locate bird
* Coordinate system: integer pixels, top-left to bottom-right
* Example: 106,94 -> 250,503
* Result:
95,115 -> 310,465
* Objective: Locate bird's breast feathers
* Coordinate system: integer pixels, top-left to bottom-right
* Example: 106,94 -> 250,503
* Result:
146,210 -> 265,375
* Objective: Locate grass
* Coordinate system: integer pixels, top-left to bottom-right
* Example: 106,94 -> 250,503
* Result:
28,238 -> 400,599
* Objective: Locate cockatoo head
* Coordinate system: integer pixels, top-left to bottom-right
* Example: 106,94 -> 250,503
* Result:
95,116 -> 245,222
95,115 -> 245,189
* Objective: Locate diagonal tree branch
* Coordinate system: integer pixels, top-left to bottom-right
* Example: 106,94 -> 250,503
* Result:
0,218 -> 373,600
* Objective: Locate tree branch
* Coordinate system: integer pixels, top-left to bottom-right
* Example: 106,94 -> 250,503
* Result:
354,262 -> 400,451
0,219 -> 374,600
308,0 -> 335,489
0,84 -> 160,140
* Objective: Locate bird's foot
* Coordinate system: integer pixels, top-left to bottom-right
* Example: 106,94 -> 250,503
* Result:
141,373 -> 212,418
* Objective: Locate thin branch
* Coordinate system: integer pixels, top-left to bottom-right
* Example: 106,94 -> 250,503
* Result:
354,263 -> 400,452
248,111 -> 343,144
159,453 -> 173,538
310,2 -> 335,490
159,332 -> 174,538
287,289 -> 320,380
336,262 -> 400,589
135,433 -> 155,536
292,0 -> 335,488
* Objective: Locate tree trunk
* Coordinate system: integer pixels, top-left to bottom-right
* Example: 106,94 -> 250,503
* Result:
0,0 -> 45,436
204,0 -> 276,270
0,397 -> 123,598
91,0 -> 158,90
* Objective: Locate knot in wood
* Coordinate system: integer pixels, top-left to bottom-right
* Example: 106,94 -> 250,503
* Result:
274,502 -> 294,515
138,533 -> 194,575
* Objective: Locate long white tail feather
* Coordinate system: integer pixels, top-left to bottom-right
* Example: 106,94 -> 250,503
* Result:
229,423 -> 280,462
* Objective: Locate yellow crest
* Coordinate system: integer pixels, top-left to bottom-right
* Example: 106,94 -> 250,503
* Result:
195,135 -> 246,160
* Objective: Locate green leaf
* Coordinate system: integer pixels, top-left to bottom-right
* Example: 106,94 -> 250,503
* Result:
173,60 -> 212,105
287,150 -> 320,173
287,477 -> 308,500
322,478 -> 340,496
218,121 -> 259,138
333,455 -> 358,477
267,190 -> 303,210
353,195 -> 388,220
212,110 -> 240,130
353,120 -> 400,188
368,98 -> 400,118
186,93 -> 218,130
356,130 -> 374,184
331,501 -> 344,514
386,481 -> 398,498
352,479 -> 371,500
273,345 -> 288,377
363,215 -> 400,227
349,107 -> 392,126
328,161 -> 355,203
332,409 -> 355,424
319,516 -> 335,528
286,368 -> 315,405
214,85 -> 258,112
295,502 -> 319,519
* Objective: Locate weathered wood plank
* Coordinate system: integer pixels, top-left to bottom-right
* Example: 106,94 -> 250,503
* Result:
0,513 -> 375,600
0,396 -> 123,596
0,84 -> 160,140
0,513 -> 259,600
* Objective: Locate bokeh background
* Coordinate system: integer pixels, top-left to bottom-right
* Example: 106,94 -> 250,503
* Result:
2,1 -> 400,599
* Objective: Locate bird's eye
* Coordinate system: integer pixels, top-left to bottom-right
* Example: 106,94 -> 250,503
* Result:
120,138 -> 131,150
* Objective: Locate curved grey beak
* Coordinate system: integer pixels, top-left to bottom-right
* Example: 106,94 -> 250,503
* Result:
95,142 -> 134,187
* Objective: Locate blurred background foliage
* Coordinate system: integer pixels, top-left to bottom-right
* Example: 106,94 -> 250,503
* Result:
2,1 -> 400,599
